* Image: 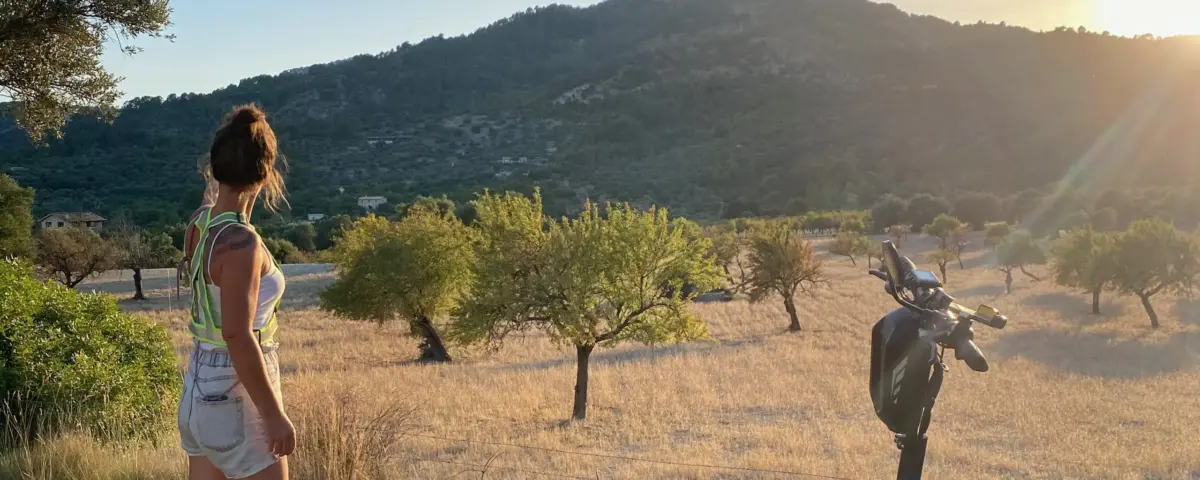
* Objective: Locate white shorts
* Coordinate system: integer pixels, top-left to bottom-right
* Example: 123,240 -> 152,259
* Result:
177,343 -> 282,479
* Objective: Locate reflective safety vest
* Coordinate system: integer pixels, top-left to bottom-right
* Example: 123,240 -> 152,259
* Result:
189,208 -> 281,347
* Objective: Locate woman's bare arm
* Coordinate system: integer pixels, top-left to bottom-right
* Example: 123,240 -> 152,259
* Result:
213,225 -> 294,455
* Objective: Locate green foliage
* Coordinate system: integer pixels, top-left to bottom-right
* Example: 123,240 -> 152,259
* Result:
996,232 -> 1047,269
953,193 -> 1004,230
745,220 -> 825,331
0,0 -> 172,141
0,175 -> 35,259
907,194 -> 952,229
701,223 -> 747,293
870,195 -> 907,233
1051,227 -> 1116,312
840,217 -> 866,234
0,259 -> 180,443
984,222 -> 1013,249
1110,219 -> 1195,327
829,231 -> 870,266
1008,189 -> 1043,223
111,231 -> 179,271
320,210 -> 475,326
35,227 -> 117,288
313,215 -> 353,251
286,223 -> 317,252
922,214 -> 965,249
262,237 -> 301,264
396,195 -> 457,219
454,198 -> 720,348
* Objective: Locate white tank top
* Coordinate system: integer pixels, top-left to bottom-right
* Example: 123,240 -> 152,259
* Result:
198,223 -> 286,350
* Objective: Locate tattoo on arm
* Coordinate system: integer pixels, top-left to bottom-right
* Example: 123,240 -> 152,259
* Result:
214,225 -> 259,255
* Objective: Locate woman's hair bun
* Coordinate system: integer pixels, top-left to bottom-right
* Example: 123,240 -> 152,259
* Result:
228,105 -> 266,126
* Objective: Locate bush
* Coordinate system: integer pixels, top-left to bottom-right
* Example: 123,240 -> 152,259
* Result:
0,260 -> 179,444
906,194 -> 952,229
263,237 -> 302,264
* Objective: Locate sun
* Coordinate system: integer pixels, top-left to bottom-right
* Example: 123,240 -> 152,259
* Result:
1095,0 -> 1200,37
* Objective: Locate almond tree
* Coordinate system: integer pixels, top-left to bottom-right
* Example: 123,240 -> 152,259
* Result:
745,220 -> 826,332
829,231 -> 870,266
1051,226 -> 1116,314
1110,219 -> 1194,328
320,207 -> 475,362
453,193 -> 720,420
995,232 -> 1046,294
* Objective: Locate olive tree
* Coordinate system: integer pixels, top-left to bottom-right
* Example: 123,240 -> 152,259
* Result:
702,223 -> 748,295
829,231 -> 870,266
107,222 -> 180,300
995,232 -> 1046,294
1,0 -> 172,141
320,208 -> 475,362
745,220 -> 826,332
1110,219 -> 1194,328
453,193 -> 720,420
36,227 -> 118,287
888,224 -> 911,247
1051,227 -> 1116,314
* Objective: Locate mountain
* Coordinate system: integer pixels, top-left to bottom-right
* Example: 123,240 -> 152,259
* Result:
4,0 -> 1200,226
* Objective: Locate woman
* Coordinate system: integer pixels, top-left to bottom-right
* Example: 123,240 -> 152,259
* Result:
178,105 -> 295,480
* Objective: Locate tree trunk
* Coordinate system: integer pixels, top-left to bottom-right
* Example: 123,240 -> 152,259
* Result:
939,264 -> 947,284
848,256 -> 856,266
1091,290 -> 1101,315
1005,269 -> 1013,294
132,268 -> 146,300
956,252 -> 964,270
784,296 -> 801,332
1139,294 -> 1160,329
572,344 -> 594,420
413,316 -> 453,362
1020,266 -> 1041,281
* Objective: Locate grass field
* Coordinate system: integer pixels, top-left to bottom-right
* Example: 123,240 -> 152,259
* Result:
8,236 -> 1200,479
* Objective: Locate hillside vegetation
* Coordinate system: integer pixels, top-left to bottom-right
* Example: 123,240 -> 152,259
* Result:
5,0 -> 1200,224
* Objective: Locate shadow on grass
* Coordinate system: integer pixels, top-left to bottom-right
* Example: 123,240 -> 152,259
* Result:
500,340 -> 745,373
1173,298 -> 1200,327
1024,292 -> 1127,323
992,329 -> 1200,379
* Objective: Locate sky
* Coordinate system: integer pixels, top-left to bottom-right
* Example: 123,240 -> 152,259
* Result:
102,0 -> 1200,102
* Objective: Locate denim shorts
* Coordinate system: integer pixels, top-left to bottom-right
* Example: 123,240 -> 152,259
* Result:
177,342 -> 282,479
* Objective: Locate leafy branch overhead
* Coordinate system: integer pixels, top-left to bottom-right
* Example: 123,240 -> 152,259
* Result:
0,0 -> 172,141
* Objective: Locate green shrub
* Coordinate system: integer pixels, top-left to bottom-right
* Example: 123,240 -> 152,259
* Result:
263,237 -> 302,264
0,259 -> 179,444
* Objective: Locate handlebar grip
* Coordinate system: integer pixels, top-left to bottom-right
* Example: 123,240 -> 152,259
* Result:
954,339 -> 990,372
973,313 -> 1008,330
869,269 -> 888,281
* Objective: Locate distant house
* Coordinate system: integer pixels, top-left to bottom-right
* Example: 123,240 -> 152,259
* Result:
38,212 -> 106,232
357,196 -> 388,212
307,213 -> 327,221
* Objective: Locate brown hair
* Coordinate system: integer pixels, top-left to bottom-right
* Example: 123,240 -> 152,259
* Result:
209,104 -> 288,212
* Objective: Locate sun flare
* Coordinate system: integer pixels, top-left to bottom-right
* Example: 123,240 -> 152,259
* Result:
1095,0 -> 1200,37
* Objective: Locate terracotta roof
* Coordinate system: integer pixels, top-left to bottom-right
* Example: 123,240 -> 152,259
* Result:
39,212 -> 106,223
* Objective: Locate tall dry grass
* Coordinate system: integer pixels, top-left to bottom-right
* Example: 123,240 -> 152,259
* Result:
13,239 -> 1200,479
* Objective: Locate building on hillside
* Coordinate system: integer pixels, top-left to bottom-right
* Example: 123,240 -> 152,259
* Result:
357,196 -> 388,212
38,212 -> 106,232
307,213 -> 327,221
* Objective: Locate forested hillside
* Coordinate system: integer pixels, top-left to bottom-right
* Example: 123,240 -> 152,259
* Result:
4,0 -> 1200,225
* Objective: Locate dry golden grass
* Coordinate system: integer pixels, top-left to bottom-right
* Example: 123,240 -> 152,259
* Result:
15,237 -> 1200,479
